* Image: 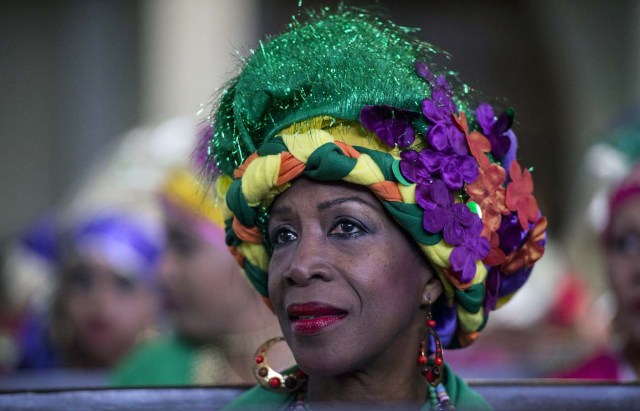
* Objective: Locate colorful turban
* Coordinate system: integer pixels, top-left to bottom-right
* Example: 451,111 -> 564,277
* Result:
160,167 -> 227,249
605,163 -> 640,244
69,213 -> 164,286
203,6 -> 547,349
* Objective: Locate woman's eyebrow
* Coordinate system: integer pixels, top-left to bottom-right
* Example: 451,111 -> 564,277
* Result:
317,196 -> 378,211
270,204 -> 292,217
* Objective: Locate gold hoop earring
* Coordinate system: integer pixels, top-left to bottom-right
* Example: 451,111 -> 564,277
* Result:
418,301 -> 445,387
253,336 -> 307,392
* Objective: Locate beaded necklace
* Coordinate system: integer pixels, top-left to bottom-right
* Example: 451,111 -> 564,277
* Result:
286,382 -> 456,411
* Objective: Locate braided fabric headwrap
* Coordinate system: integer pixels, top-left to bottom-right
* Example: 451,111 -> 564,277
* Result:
203,6 -> 547,349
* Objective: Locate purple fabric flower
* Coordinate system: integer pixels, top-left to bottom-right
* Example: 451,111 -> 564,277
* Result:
496,213 -> 527,254
433,301 -> 457,349
399,150 -> 433,184
476,103 -> 512,160
501,129 -> 518,176
498,266 -> 533,297
421,84 -> 468,156
484,268 -> 501,314
419,180 -> 480,246
415,61 -> 434,82
360,105 -> 419,148
449,215 -> 490,282
419,149 -> 478,190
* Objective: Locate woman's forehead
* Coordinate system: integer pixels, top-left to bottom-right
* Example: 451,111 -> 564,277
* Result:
270,178 -> 383,214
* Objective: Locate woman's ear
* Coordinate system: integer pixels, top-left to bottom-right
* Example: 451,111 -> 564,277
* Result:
420,276 -> 443,307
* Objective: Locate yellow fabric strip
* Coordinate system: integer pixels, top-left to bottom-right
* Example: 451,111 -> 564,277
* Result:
238,242 -> 270,272
343,153 -> 386,186
241,154 -> 282,207
162,168 -> 224,226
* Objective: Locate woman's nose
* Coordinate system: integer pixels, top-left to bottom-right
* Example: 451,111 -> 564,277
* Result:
284,232 -> 333,286
158,250 -> 179,287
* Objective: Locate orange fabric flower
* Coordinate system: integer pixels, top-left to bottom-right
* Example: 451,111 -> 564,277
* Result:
455,112 -> 491,170
505,160 -> 539,230
483,230 -> 506,267
466,163 -> 508,232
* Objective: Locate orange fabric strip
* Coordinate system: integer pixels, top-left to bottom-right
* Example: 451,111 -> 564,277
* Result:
276,152 -> 306,185
443,268 -> 475,290
232,216 -> 263,244
369,180 -> 403,202
233,152 -> 259,179
334,141 -> 361,159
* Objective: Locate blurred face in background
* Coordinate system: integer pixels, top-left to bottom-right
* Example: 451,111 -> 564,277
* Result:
606,195 -> 640,347
59,256 -> 156,367
159,199 -> 246,341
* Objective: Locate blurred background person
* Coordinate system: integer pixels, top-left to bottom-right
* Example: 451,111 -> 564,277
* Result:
552,117 -> 640,381
551,122 -> 640,380
111,154 -> 285,386
0,217 -> 58,373
18,211 -> 163,370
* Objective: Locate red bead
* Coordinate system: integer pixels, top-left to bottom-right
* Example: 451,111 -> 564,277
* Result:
295,371 -> 307,379
418,355 -> 428,365
434,357 -> 443,366
426,370 -> 435,382
427,319 -> 436,328
269,377 -> 281,388
255,355 -> 264,364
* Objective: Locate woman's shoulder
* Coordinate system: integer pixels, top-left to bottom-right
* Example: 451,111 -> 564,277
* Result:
223,365 -> 491,411
222,384 -> 293,411
444,364 -> 493,411
110,335 -> 194,386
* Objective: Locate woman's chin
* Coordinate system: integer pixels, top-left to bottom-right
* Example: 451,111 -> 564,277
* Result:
295,355 -> 352,378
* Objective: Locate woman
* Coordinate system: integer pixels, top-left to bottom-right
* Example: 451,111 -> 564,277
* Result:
204,6 -> 546,409
112,165 -> 283,385
19,212 -> 162,369
556,162 -> 640,380
604,163 -> 640,380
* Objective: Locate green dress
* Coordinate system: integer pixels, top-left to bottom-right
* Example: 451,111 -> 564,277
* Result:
110,335 -> 232,386
223,364 -> 492,410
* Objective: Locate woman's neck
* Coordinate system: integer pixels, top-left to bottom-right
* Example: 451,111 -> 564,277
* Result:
307,370 -> 427,405
305,324 -> 428,405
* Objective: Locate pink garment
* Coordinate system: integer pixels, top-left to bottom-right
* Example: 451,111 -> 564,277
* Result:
552,349 -> 636,381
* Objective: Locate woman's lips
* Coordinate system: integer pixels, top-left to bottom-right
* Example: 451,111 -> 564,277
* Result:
85,318 -> 113,342
287,302 -> 347,335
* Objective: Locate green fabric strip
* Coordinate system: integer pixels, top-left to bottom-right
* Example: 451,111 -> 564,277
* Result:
354,146 -> 395,181
243,260 -> 269,298
454,283 -> 485,314
305,142 -> 356,181
225,218 -> 242,247
383,201 -> 442,245
257,136 -> 288,156
226,179 -> 257,227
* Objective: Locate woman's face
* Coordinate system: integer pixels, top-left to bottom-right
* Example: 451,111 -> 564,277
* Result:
607,195 -> 640,346
267,177 -> 438,377
159,200 -> 244,340
62,259 -> 156,367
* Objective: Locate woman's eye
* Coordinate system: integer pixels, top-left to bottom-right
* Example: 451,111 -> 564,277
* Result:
329,220 -> 365,237
168,229 -> 197,257
273,228 -> 297,245
66,268 -> 92,291
612,231 -> 640,257
114,275 -> 138,293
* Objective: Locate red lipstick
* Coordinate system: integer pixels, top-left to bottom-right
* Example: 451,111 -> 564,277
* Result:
287,302 -> 347,335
